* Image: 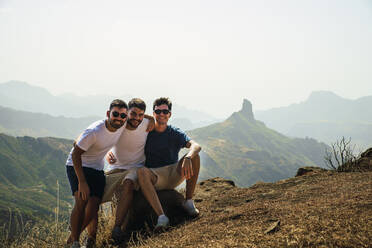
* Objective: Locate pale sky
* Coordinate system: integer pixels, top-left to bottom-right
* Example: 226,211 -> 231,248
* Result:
0,0 -> 371,118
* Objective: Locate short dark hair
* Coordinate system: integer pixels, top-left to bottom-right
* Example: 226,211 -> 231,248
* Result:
128,98 -> 146,111
109,99 -> 128,111
153,97 -> 172,111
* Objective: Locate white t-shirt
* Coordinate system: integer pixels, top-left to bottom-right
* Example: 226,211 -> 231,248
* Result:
66,119 -> 124,171
107,118 -> 149,171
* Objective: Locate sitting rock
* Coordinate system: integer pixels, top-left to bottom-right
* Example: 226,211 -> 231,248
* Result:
113,190 -> 189,233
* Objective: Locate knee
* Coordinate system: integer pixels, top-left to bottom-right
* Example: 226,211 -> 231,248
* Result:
122,179 -> 134,191
137,167 -> 149,180
87,203 -> 100,213
74,197 -> 87,211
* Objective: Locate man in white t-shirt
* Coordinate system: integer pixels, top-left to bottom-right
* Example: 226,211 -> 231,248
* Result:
84,98 -> 152,246
65,99 -> 128,248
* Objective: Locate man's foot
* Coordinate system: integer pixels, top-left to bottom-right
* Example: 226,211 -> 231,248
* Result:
85,236 -> 96,248
70,241 -> 80,248
154,215 -> 169,231
111,225 -> 124,245
184,199 -> 199,217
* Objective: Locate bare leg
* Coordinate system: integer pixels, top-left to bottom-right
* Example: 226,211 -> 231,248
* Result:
114,179 -> 134,227
68,199 -> 99,243
185,154 -> 200,199
69,193 -> 88,242
84,197 -> 101,239
137,167 -> 164,216
86,216 -> 97,239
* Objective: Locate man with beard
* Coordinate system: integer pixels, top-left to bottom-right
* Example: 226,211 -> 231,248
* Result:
138,97 -> 201,230
83,98 -> 153,246
65,99 -> 128,248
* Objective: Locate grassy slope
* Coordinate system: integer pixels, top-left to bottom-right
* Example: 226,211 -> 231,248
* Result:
3,169 -> 371,247
0,134 -> 73,229
131,170 -> 372,248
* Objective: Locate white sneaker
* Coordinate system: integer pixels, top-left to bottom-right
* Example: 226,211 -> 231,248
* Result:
70,241 -> 80,248
154,215 -> 169,230
184,199 -> 200,217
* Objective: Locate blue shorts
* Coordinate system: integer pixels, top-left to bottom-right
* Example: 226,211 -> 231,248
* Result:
66,166 -> 106,199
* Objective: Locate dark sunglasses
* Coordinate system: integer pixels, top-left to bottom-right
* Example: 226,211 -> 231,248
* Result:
112,111 -> 127,119
154,109 -> 170,115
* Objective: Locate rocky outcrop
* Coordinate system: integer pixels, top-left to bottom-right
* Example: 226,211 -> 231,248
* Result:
296,166 -> 327,177
355,147 -> 372,171
241,99 -> 255,120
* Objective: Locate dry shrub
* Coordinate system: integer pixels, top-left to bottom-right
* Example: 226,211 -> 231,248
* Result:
324,137 -> 364,172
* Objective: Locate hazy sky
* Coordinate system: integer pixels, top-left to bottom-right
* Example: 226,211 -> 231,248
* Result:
1,0 -> 371,118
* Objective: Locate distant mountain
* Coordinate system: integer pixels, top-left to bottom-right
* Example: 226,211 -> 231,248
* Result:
0,81 -> 130,118
288,121 -> 372,149
255,91 -> 372,148
0,81 -> 219,130
0,134 -> 73,233
188,99 -> 329,187
0,105 -> 100,139
0,104 -> 216,139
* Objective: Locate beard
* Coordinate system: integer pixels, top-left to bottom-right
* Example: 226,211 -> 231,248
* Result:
127,118 -> 141,128
109,118 -> 124,129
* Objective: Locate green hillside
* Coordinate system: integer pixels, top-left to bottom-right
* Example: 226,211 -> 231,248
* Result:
189,100 -> 329,187
0,134 -> 73,233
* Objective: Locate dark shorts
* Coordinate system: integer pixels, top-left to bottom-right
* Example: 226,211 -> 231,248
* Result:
66,166 -> 106,199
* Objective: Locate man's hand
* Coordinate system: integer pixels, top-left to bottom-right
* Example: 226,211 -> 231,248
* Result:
106,151 -> 117,164
181,157 -> 194,180
78,181 -> 90,201
144,114 -> 155,132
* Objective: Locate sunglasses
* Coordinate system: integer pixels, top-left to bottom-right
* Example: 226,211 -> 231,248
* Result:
112,111 -> 127,119
154,109 -> 170,115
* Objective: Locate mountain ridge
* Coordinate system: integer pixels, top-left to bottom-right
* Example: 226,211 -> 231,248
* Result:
0,80 -> 218,124
189,99 -> 329,187
255,91 -> 372,148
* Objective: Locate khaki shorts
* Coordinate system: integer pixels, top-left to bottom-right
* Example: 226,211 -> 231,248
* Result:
150,161 -> 185,190
101,167 -> 139,203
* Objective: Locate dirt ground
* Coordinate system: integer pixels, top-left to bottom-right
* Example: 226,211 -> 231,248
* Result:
125,169 -> 372,248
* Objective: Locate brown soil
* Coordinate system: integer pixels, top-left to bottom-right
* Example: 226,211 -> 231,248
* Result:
127,169 -> 372,248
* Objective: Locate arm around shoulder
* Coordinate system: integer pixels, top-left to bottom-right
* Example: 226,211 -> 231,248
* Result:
144,115 -> 155,132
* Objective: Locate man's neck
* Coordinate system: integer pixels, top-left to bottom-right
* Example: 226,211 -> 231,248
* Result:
125,123 -> 136,131
155,123 -> 167,132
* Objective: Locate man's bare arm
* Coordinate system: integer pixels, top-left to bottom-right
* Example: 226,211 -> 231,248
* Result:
144,114 -> 155,132
181,140 -> 201,179
71,145 -> 90,200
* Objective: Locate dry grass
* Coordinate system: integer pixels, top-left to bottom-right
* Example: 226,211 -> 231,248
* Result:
3,170 -> 372,247
129,171 -> 372,248
0,220 -> 69,248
